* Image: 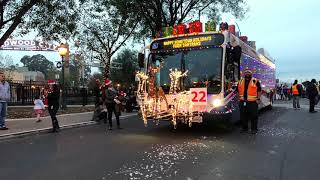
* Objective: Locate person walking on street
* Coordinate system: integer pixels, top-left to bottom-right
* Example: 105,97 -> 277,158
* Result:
291,80 -> 302,109
307,79 -> 319,113
34,95 -> 45,123
0,71 -> 10,130
104,79 -> 122,130
238,69 -> 262,134
47,83 -> 61,132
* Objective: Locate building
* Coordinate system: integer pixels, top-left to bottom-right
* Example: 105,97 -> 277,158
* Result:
4,67 -> 45,82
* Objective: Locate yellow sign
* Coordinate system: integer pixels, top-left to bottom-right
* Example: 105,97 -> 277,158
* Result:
163,36 -> 212,49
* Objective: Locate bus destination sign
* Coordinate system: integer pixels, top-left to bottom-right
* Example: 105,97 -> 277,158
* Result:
151,34 -> 224,51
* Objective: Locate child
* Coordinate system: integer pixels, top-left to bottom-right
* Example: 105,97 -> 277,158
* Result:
34,95 -> 45,123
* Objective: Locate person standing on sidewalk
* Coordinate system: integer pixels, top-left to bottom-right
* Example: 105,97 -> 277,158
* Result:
92,79 -> 102,122
104,79 -> 121,130
47,83 -> 60,132
0,71 -> 10,130
34,95 -> 45,123
238,69 -> 262,134
307,79 -> 319,113
291,80 -> 302,110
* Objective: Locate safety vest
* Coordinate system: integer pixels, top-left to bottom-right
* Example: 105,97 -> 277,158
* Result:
291,84 -> 299,95
238,78 -> 258,101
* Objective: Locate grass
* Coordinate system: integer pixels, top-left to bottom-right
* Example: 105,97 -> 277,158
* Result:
7,106 -> 95,119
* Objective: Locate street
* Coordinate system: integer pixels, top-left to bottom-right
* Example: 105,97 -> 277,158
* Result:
1,102 -> 320,180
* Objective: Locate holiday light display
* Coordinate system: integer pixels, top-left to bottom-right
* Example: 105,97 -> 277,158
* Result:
136,20 -> 276,128
169,68 -> 188,94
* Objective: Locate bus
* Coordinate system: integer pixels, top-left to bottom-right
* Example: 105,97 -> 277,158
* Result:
136,24 -> 276,128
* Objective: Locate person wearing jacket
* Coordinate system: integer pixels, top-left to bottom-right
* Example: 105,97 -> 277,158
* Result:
0,71 -> 10,130
92,79 -> 102,122
238,69 -> 262,134
307,79 -> 319,113
291,80 -> 302,109
104,79 -> 121,130
47,83 -> 60,132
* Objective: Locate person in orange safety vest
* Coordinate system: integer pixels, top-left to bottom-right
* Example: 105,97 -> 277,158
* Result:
238,69 -> 262,134
291,80 -> 302,109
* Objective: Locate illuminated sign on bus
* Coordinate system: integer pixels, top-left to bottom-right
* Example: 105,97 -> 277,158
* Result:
151,34 -> 224,51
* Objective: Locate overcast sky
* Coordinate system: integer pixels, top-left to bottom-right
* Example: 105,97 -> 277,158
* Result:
1,0 -> 320,82
235,0 -> 320,82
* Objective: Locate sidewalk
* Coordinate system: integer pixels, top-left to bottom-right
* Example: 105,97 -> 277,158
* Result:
0,111 -> 137,139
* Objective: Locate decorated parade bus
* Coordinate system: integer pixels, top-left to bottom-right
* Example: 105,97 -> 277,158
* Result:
136,21 -> 276,128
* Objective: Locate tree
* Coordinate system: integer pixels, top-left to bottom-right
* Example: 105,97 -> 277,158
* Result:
0,53 -> 16,80
132,0 -> 248,38
20,54 -> 54,78
0,0 -> 79,46
110,48 -> 139,87
77,0 -> 139,79
87,73 -> 103,90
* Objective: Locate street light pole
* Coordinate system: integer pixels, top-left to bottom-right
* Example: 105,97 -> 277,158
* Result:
58,43 -> 68,110
61,56 -> 66,110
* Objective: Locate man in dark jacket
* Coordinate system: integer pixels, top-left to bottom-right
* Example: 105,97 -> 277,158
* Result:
306,79 -> 318,113
47,84 -> 60,132
92,79 -> 102,121
104,79 -> 121,130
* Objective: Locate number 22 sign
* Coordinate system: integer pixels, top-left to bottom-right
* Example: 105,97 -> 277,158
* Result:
190,88 -> 207,105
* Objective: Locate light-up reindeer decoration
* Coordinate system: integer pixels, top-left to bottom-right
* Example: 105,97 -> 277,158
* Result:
135,71 -> 149,126
168,68 -> 188,128
169,68 -> 188,94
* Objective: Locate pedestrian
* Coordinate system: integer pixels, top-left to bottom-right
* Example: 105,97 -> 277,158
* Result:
104,79 -> 122,130
280,84 -> 284,100
47,83 -> 60,132
92,79 -> 102,122
306,79 -> 318,113
238,69 -> 262,134
0,71 -> 10,130
34,95 -> 45,122
291,80 -> 302,110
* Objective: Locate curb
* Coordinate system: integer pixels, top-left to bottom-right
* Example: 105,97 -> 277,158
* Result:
0,121 -> 97,140
0,114 -> 137,140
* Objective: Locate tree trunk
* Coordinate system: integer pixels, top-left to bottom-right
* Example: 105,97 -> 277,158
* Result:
104,57 -> 111,80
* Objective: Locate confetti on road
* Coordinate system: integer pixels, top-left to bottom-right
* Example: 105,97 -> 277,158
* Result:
104,139 -> 220,179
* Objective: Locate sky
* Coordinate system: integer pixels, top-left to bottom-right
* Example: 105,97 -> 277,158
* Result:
1,0 -> 320,82
234,0 -> 320,82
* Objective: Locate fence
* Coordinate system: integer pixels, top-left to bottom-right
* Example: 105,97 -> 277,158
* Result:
8,80 -> 95,106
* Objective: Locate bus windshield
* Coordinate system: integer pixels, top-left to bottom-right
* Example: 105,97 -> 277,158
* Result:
151,47 -> 223,94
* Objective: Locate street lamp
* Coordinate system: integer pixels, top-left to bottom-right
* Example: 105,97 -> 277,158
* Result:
58,43 -> 68,109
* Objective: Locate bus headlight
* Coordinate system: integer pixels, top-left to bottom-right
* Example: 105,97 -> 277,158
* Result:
212,99 -> 223,108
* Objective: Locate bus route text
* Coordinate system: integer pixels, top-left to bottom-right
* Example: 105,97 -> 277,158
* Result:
163,36 -> 212,49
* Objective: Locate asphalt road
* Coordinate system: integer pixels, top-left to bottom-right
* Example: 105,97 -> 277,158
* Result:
1,105 -> 320,180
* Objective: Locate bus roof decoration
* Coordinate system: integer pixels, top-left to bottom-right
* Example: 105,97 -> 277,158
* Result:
177,24 -> 187,35
155,30 -> 163,38
228,25 -> 236,35
239,36 -> 248,43
219,22 -> 229,31
163,26 -> 173,37
205,21 -> 216,32
247,41 -> 256,50
189,21 -> 203,34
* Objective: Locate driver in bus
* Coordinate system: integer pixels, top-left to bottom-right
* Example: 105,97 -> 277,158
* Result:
238,69 -> 262,134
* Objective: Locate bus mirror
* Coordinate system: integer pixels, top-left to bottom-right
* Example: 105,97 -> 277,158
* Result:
138,53 -> 144,68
